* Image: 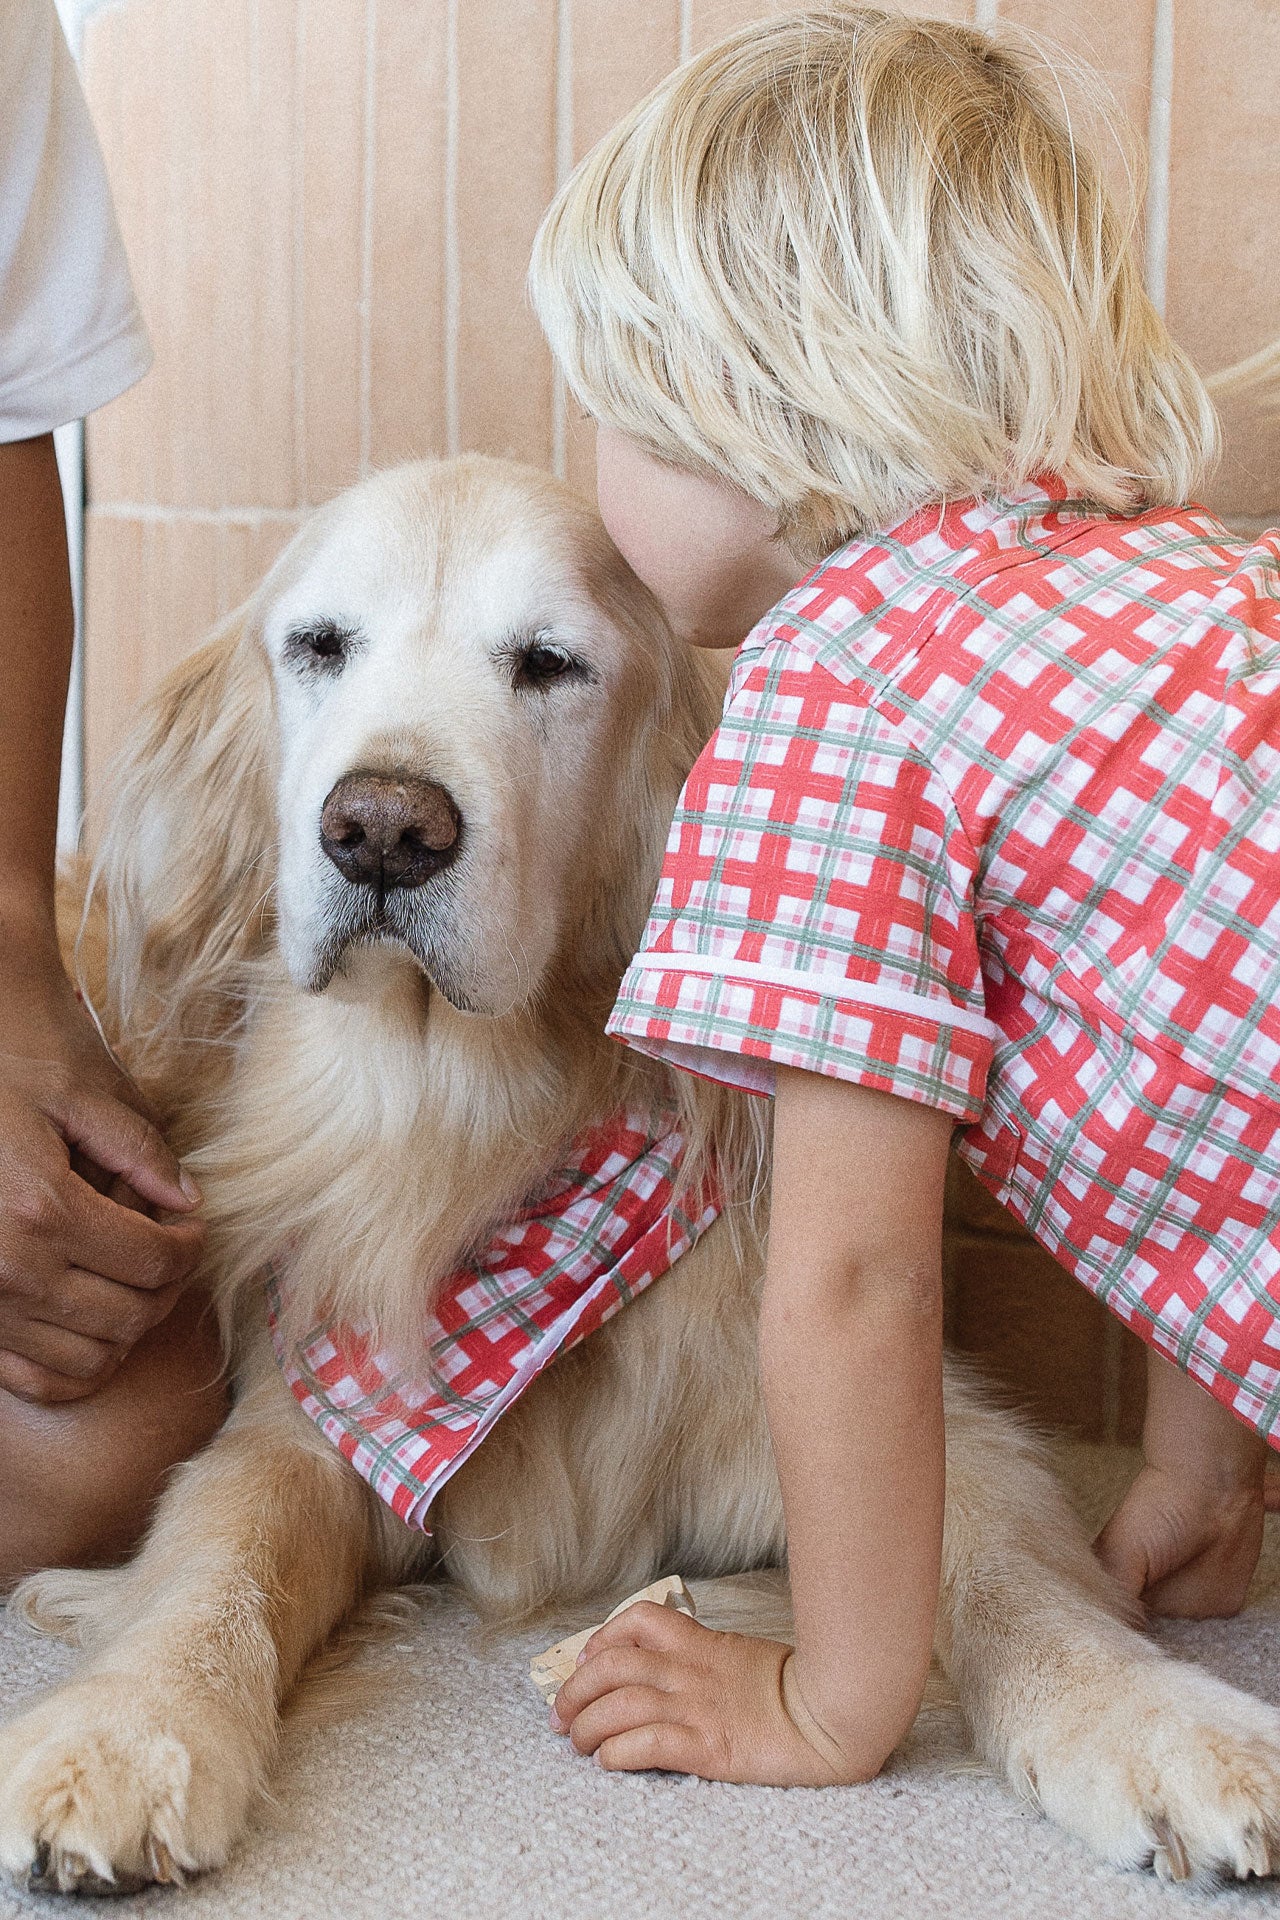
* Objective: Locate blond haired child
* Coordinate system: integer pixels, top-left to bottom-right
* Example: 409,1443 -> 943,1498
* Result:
530,5 -> 1279,1787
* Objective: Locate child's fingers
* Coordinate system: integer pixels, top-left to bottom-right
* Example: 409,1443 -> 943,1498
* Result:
1092,1513 -> 1148,1598
553,1645 -> 673,1726
563,1685 -> 684,1758
580,1599 -> 706,1661
597,1722 -> 710,1776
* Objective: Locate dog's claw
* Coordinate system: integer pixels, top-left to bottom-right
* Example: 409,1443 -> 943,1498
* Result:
1150,1815 -> 1192,1883
147,1836 -> 187,1886
24,1841 -> 51,1893
24,1837 -> 150,1898
1239,1826 -> 1271,1879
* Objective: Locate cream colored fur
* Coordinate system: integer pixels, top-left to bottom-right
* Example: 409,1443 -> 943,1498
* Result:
3,457 -> 1279,1894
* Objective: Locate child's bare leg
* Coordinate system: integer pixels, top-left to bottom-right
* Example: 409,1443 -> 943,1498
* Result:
0,1291 -> 226,1586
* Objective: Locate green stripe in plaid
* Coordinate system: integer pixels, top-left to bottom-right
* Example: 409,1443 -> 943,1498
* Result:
609,478 -> 1280,1444
268,1108 -> 720,1529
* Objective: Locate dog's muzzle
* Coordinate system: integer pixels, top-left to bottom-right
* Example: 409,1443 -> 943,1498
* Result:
319,770 -> 461,893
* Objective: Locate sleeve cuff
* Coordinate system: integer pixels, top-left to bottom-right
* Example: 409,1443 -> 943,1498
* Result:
608,955 -> 993,1123
0,313 -> 152,440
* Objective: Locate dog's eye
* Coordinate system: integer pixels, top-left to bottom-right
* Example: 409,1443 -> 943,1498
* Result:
283,620 -> 359,673
509,638 -> 591,693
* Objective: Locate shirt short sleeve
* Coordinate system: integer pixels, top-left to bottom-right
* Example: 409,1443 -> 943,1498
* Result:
608,640 -> 996,1120
0,3 -> 151,439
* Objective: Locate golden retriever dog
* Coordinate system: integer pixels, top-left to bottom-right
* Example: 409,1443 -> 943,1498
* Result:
2,456 -> 1279,1894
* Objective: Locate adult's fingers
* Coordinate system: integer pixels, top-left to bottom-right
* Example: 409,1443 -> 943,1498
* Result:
59,1175 -> 205,1293
54,1085 -> 201,1214
0,1345 -> 111,1406
38,1269 -> 183,1347
6,1316 -> 120,1383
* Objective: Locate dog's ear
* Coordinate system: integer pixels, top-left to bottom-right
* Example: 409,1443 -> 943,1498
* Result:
90,602 -> 277,1090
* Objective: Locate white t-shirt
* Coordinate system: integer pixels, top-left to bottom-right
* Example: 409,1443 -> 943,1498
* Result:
0,1 -> 150,441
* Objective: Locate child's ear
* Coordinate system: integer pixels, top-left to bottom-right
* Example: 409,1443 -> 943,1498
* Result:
89,602 -> 277,1081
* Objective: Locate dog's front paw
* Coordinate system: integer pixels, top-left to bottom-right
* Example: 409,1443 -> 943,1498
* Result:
1021,1657 -> 1280,1883
0,1674 -> 262,1894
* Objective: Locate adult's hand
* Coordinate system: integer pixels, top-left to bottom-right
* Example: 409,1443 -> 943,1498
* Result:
0,943 -> 205,1404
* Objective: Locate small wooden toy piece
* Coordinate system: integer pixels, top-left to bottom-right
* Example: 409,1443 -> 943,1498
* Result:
529,1574 -> 696,1704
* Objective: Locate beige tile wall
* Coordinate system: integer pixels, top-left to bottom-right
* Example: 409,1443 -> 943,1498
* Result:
79,0 -> 1280,1440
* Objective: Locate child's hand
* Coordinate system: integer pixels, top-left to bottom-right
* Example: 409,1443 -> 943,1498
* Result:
549,1601 -> 866,1786
1094,1461 -> 1266,1619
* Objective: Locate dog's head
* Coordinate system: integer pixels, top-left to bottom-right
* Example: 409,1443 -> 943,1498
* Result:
98,457 -> 720,1061
263,458 -> 696,1011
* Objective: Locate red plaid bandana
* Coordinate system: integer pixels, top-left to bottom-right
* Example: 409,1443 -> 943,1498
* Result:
268,1109 -> 718,1529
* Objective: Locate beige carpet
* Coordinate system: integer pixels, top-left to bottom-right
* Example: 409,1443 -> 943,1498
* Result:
1,1446 -> 1279,1920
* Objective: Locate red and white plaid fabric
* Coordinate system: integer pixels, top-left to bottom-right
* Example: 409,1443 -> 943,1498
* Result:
268,1109 -> 719,1528
611,479 -> 1280,1444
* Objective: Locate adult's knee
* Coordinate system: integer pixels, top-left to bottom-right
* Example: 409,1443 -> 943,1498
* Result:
0,1292 -> 227,1585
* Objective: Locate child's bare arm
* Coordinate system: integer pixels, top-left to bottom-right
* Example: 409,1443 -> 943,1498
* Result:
553,1069 -> 952,1785
762,1069 -> 951,1774
1095,1347 -> 1269,1619
0,433 -> 204,1406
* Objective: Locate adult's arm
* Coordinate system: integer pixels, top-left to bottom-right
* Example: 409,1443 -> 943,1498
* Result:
0,432 -> 203,1405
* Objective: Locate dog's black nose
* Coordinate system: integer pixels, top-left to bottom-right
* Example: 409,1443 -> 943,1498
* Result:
320,771 -> 461,890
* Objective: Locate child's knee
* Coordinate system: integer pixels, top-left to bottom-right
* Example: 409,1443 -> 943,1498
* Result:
0,1292 -> 227,1585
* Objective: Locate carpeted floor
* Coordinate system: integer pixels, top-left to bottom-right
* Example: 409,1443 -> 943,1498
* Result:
1,1445 -> 1278,1920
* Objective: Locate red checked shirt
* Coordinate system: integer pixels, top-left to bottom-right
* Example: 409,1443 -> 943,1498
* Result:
269,1110 -> 718,1528
609,480 -> 1280,1445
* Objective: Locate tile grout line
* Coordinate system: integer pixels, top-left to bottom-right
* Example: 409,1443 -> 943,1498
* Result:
358,0 -> 378,478
551,0 -> 574,479
247,0 -> 261,516
444,0 -> 460,459
678,0 -> 692,64
89,504 -> 311,527
972,0 -> 999,28
292,0 -> 307,505
1144,0 -> 1173,314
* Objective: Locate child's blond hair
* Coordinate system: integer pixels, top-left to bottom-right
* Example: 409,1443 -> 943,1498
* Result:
530,6 -> 1218,556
